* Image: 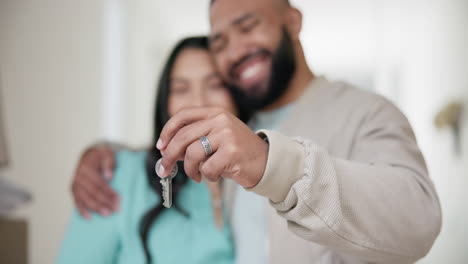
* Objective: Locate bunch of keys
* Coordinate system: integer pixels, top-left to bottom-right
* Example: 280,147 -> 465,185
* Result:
155,158 -> 178,208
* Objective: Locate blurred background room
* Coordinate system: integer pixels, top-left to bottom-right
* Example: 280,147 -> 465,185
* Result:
0,0 -> 467,263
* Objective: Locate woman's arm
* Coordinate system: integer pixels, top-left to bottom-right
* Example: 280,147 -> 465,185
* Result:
56,209 -> 120,264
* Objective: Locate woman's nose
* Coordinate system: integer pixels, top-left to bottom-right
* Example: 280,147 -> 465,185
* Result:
190,91 -> 207,108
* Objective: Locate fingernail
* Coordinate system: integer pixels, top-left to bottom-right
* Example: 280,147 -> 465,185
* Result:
156,139 -> 163,150
84,212 -> 91,220
158,164 -> 166,178
101,209 -> 111,216
104,169 -> 112,180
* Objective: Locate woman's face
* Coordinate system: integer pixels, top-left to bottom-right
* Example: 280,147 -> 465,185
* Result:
168,48 -> 238,117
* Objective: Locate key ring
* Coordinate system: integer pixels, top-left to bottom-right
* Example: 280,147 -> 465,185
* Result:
155,158 -> 178,179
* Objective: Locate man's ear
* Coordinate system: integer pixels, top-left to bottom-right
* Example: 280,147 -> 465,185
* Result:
285,7 -> 302,40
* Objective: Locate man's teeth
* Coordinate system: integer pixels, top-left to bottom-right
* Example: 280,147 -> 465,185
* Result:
240,64 -> 262,81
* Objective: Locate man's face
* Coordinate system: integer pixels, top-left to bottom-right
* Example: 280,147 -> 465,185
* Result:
209,0 -> 296,109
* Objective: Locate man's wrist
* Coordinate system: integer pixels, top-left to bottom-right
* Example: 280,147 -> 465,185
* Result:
244,137 -> 270,188
246,130 -> 305,203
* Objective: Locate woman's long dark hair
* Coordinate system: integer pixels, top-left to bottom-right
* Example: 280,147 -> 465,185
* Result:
139,36 -> 250,264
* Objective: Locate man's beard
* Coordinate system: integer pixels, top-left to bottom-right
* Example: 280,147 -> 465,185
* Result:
228,28 -> 296,111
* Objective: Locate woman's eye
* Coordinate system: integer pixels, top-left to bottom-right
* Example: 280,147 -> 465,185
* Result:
171,86 -> 189,94
208,82 -> 225,91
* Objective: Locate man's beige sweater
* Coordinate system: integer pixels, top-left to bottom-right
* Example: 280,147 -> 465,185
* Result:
227,77 -> 441,263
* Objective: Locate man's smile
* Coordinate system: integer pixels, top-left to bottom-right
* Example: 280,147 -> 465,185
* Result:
231,51 -> 272,94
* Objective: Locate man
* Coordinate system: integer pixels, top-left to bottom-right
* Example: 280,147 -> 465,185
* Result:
72,0 -> 441,263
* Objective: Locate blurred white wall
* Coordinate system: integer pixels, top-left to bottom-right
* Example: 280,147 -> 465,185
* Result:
397,0 -> 468,262
0,0 -> 466,263
0,0 -> 104,263
122,0 -> 212,147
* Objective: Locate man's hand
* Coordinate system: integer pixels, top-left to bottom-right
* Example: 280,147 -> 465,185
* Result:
157,107 -> 269,188
71,145 -> 119,219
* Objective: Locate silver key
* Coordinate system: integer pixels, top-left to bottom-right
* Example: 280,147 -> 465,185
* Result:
155,158 -> 178,208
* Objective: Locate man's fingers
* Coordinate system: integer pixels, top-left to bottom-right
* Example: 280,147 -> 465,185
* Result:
72,168 -> 119,213
160,120 -> 213,177
78,170 -> 117,214
200,148 -> 227,182
71,144 -> 119,216
82,165 -> 119,206
99,147 -> 116,180
72,184 -> 90,219
76,200 -> 91,219
74,187 -> 105,215
185,132 -> 224,182
183,139 -> 212,182
157,107 -> 222,151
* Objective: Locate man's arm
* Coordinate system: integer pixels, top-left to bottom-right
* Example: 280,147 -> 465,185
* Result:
154,104 -> 441,262
71,142 -> 123,218
248,102 -> 442,263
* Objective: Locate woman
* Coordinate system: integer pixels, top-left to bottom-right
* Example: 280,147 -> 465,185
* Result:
57,36 -> 248,264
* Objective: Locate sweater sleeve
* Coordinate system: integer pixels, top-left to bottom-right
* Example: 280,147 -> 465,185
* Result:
247,101 -> 442,263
